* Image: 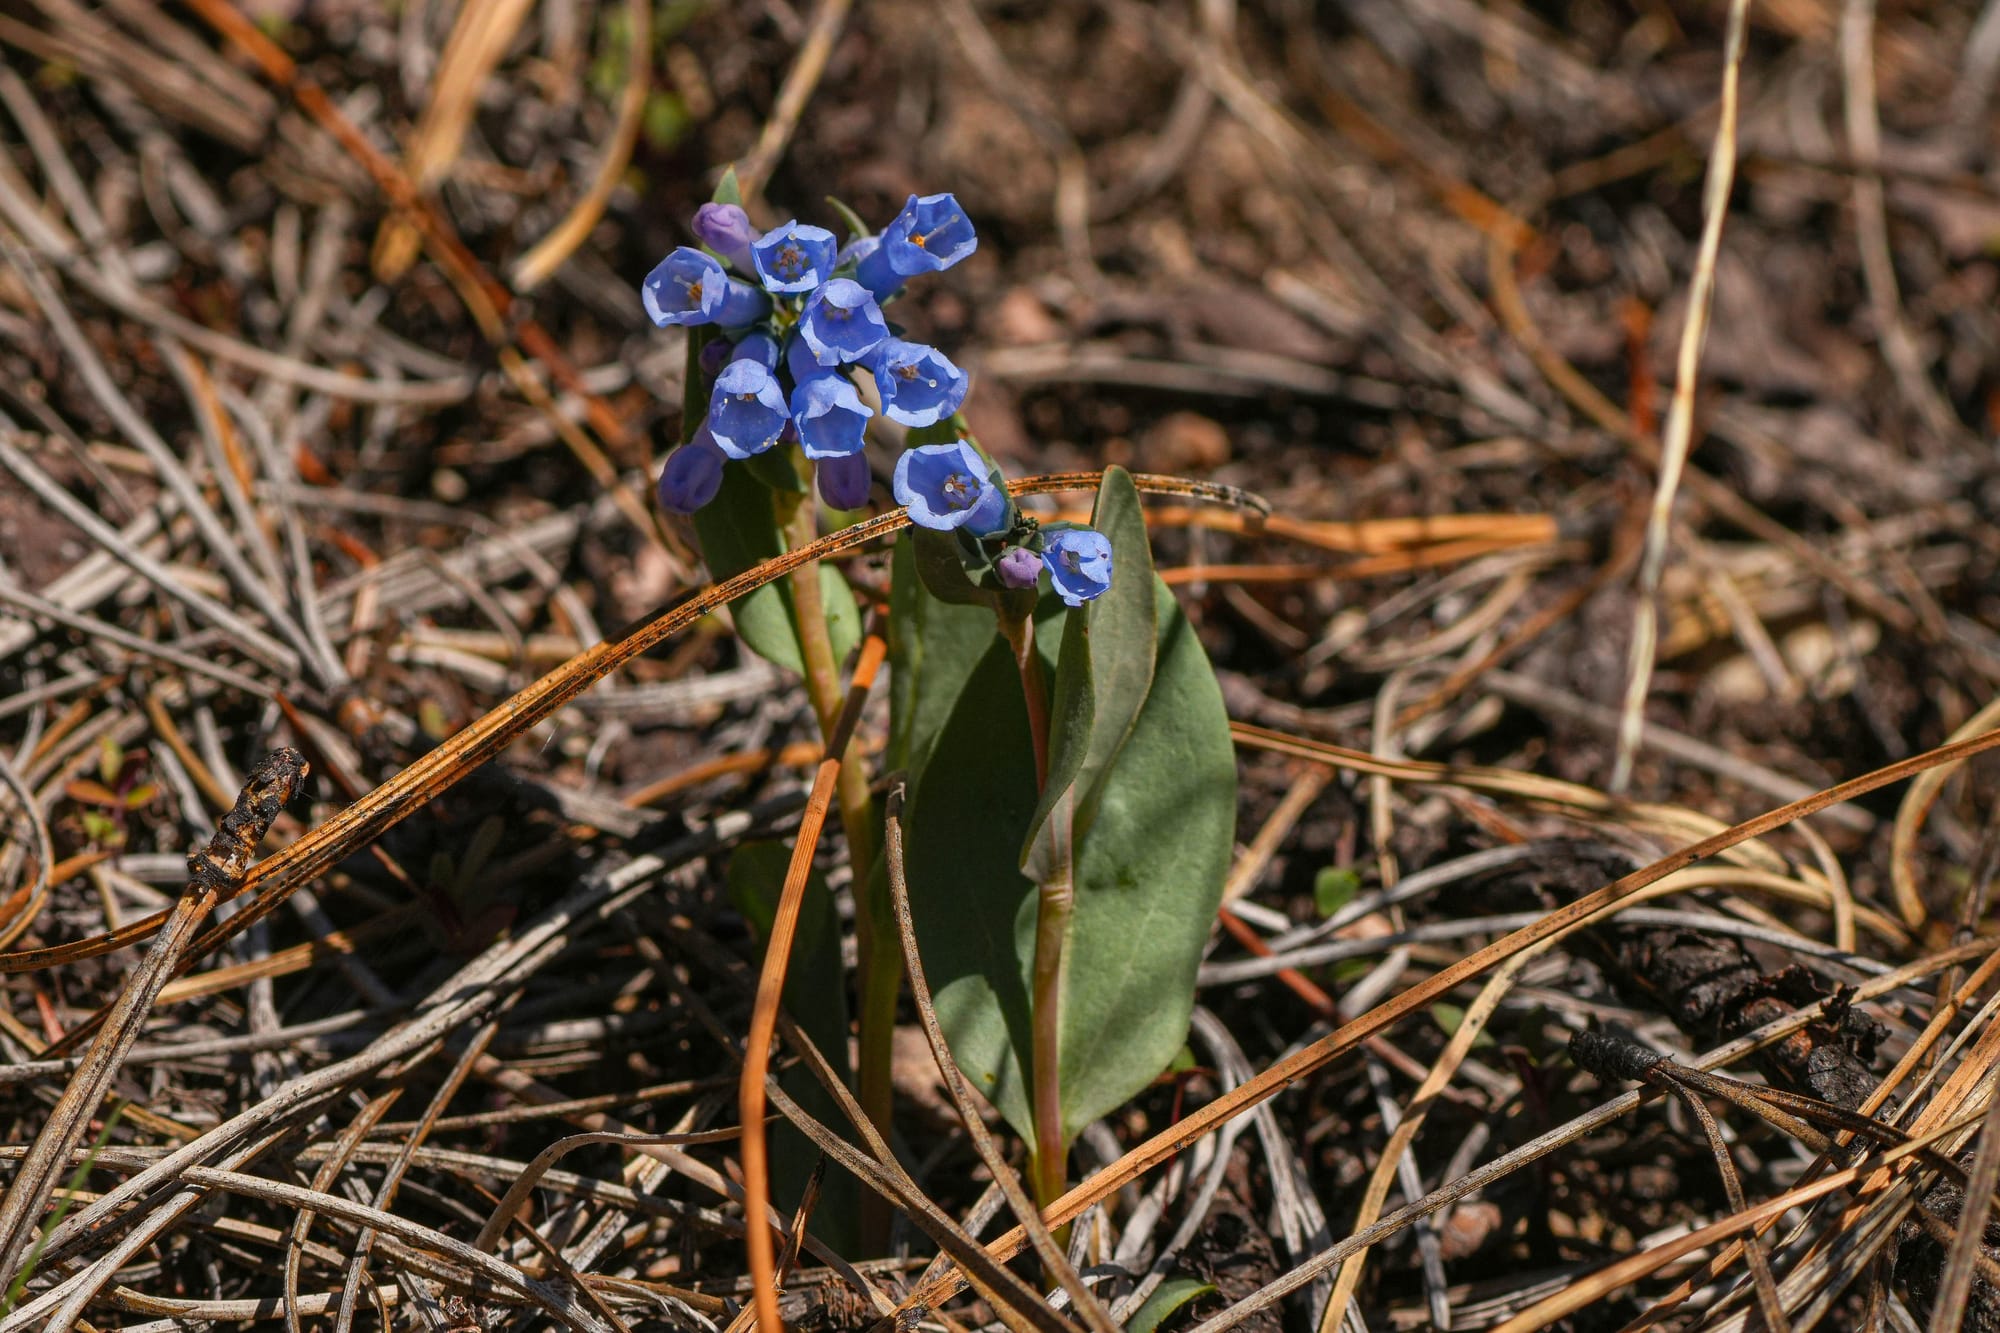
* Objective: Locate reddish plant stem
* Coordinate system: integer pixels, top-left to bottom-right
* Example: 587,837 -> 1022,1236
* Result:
999,606 -> 1071,1216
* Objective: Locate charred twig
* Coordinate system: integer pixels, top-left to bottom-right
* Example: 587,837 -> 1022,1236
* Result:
1484,841 -> 1886,1111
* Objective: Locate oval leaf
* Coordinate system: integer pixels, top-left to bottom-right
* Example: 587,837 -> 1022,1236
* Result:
887,538 -> 1002,787
906,577 -> 1236,1145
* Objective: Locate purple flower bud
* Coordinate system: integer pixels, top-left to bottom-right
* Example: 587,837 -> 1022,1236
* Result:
730,330 -> 781,370
698,336 -> 733,378
996,546 -> 1042,589
692,202 -> 758,272
790,373 -> 873,460
880,193 -> 978,277
797,278 -> 890,366
751,220 -> 839,294
658,425 -> 727,514
864,338 -> 969,427
1043,529 -> 1112,607
892,441 -> 1009,536
643,247 -> 771,328
817,453 -> 872,511
707,360 -> 789,459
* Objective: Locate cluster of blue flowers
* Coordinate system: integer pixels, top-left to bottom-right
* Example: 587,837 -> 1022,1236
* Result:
644,192 -> 1111,607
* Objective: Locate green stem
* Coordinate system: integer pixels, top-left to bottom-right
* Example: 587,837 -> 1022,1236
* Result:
777,467 -> 896,1252
1000,607 -> 1072,1219
1029,828 -> 1075,1216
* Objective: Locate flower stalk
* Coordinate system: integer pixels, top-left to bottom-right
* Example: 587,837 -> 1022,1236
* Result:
999,603 -> 1072,1219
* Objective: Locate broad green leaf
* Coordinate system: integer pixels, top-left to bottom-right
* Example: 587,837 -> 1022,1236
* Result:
1056,579 -> 1235,1141
726,842 -> 859,1255
692,461 -> 861,673
1020,467 -> 1156,882
887,538 -> 1001,787
1125,1278 -> 1217,1333
1072,467 -> 1158,827
906,577 -> 1236,1145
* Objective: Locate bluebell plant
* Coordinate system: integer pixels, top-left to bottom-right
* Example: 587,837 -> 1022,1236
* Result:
648,187 -> 1113,612
640,177 -> 1234,1246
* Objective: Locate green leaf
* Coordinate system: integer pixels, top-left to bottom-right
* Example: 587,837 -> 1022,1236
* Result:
691,460 -> 861,673
1314,866 -> 1361,917
1019,467 -> 1156,881
1429,1002 -> 1495,1049
1019,606 -> 1093,884
726,842 -> 859,1255
744,447 -> 808,493
912,527 -> 992,607
641,91 -> 689,151
906,577 -> 1237,1145
904,417 -> 968,449
711,165 -> 742,207
1125,1278 -> 1217,1333
887,538 -> 1001,788
823,195 -> 872,246
1039,467 -> 1159,860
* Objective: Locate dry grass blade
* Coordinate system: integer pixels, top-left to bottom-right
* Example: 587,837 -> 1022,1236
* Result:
1622,936 -> 2000,1330
1611,0 -> 1751,793
1571,1034 -> 1796,1331
1489,1108 -> 1992,1333
1183,940 -> 1996,1333
176,0 -> 665,550
511,0 -> 650,289
0,749 -> 307,1290
739,618 -> 885,1333
1929,1089 -> 2000,1330
0,749 -> 53,955
1891,693 -> 2000,929
372,0 -> 537,281
471,1126 -> 751,1256
735,0 -> 855,207
7,12 -> 1993,1318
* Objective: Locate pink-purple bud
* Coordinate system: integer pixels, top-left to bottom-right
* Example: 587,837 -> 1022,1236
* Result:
692,202 -> 758,273
996,546 -> 1041,589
